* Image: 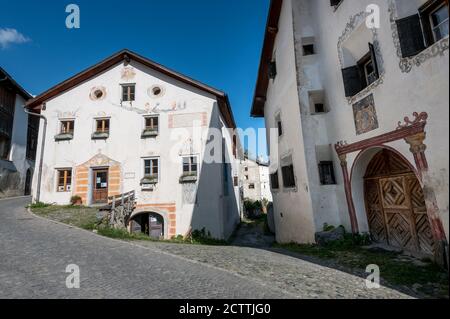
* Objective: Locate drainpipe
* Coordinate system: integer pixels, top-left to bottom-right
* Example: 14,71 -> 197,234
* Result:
23,104 -> 47,203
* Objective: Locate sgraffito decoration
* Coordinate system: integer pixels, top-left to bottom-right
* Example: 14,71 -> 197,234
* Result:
353,94 -> 379,135
89,86 -> 107,101
121,67 -> 136,81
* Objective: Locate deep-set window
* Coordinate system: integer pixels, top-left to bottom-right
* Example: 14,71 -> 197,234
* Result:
268,60 -> 277,80
318,161 -> 337,185
233,176 -> 239,187
270,170 -> 280,189
282,164 -> 296,188
330,0 -> 343,7
244,167 -> 249,172
249,184 -> 255,189
396,0 -> 449,58
144,158 -> 159,178
315,103 -> 325,113
121,84 -> 135,102
57,169 -> 72,192
183,156 -> 198,176
303,44 -> 315,56
61,120 -> 74,134
95,119 -> 110,133
341,43 -> 379,97
144,116 -> 159,131
276,114 -> 283,137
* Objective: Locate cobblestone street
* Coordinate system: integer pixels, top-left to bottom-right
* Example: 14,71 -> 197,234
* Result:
0,197 -> 410,299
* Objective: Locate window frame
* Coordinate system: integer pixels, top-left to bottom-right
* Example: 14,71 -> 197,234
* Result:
281,163 -> 296,189
428,2 -> 449,42
143,157 -> 160,180
121,83 -> 136,102
95,118 -> 110,134
182,156 -> 199,177
144,115 -> 159,132
60,119 -> 75,135
318,161 -> 337,186
57,169 -> 72,192
270,170 -> 280,190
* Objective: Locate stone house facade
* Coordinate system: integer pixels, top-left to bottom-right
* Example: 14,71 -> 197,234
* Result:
251,0 -> 449,263
26,50 -> 241,240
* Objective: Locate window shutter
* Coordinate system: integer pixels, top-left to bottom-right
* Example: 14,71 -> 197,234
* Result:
396,14 -> 426,58
369,42 -> 380,80
341,66 -> 362,97
330,0 -> 341,6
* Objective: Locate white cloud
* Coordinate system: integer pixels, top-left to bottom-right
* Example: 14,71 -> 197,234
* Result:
0,28 -> 31,49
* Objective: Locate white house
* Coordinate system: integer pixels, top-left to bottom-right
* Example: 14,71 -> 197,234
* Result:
26,49 -> 241,240
0,67 -> 37,198
251,0 -> 449,264
241,156 -> 273,202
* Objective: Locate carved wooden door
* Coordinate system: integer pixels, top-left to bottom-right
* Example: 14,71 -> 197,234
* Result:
364,150 -> 434,254
93,169 -> 109,204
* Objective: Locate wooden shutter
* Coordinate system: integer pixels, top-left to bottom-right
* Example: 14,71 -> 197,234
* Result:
369,43 -> 380,80
341,66 -> 362,97
396,14 -> 426,58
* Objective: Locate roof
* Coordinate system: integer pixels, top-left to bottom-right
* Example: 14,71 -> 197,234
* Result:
0,67 -> 32,100
26,49 -> 236,128
250,0 -> 283,118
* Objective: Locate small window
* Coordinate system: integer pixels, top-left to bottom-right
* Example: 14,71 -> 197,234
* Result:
303,44 -> 315,56
315,103 -> 325,113
233,176 -> 239,187
144,158 -> 159,178
270,171 -> 280,189
57,169 -> 72,192
244,167 -> 249,172
183,156 -> 198,176
282,164 -> 296,188
249,184 -> 255,189
268,61 -> 277,80
319,161 -> 336,185
276,114 -> 283,137
357,52 -> 377,87
122,84 -> 135,102
95,119 -> 110,133
144,116 -> 159,131
245,175 -> 249,180
60,120 -> 74,134
424,1 -> 450,44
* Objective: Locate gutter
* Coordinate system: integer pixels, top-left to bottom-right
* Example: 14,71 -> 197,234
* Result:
23,105 -> 47,203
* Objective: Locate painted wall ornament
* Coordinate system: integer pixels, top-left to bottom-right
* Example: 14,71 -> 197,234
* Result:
397,112 -> 429,129
151,101 -> 187,113
121,67 -> 136,81
388,0 -> 449,73
89,86 -> 107,101
353,94 -> 379,135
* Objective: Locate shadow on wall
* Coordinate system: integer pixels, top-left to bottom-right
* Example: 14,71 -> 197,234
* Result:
0,161 -> 21,198
189,105 -> 240,240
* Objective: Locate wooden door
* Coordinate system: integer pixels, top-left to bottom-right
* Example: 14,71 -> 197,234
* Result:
93,169 -> 109,204
149,214 -> 164,239
364,150 -> 435,254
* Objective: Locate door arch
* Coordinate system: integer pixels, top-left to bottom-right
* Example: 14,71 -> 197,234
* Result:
364,149 -> 435,254
130,212 -> 165,239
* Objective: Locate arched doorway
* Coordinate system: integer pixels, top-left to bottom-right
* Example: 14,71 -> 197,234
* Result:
24,169 -> 32,196
130,212 -> 165,239
364,149 -> 435,254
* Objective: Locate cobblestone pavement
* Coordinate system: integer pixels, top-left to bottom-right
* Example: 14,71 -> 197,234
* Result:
0,197 -> 411,299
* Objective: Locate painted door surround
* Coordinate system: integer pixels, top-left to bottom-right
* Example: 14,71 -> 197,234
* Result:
335,112 -> 447,266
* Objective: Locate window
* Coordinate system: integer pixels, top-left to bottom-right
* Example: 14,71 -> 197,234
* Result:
60,120 -> 74,134
276,114 -> 283,137
249,184 -> 255,189
309,90 -> 327,114
144,116 -> 159,131
245,167 -> 249,172
319,161 -> 336,185
57,169 -> 72,192
245,175 -> 249,180
268,60 -> 277,80
95,119 -> 110,133
396,0 -> 449,58
282,164 -> 296,188
315,103 -> 325,113
233,176 -> 239,187
183,156 -> 198,176
303,44 -> 315,56
341,43 -> 379,97
26,116 -> 39,161
270,171 -> 280,189
121,84 -> 135,102
144,158 -> 159,178
330,0 -> 343,7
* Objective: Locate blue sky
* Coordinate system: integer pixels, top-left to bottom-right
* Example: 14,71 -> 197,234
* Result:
0,0 -> 270,159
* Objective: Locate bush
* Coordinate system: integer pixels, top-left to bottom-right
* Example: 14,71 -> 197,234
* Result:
189,228 -> 227,245
323,223 -> 336,232
70,195 -> 82,206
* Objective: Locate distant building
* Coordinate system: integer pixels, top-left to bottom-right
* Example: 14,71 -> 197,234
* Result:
251,0 -> 448,264
241,156 -> 273,202
0,67 -> 37,198
26,49 -> 241,240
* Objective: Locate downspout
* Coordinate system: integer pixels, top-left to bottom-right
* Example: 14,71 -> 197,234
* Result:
23,104 -> 47,203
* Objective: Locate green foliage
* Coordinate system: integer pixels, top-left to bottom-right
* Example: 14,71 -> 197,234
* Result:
189,228 -> 228,246
322,223 -> 336,232
28,202 -> 52,209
